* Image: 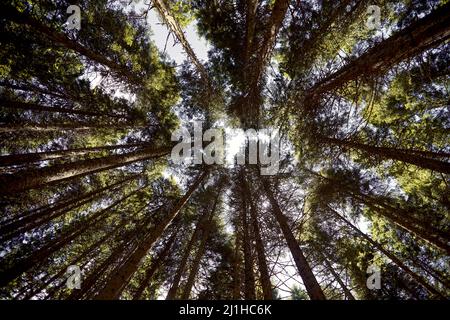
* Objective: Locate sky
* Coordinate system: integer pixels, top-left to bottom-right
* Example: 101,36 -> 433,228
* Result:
146,8 -> 210,65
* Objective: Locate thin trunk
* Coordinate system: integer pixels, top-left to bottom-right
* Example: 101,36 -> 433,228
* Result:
262,178 -> 326,300
241,185 -> 256,299
321,253 -> 355,300
249,0 -> 288,87
133,231 -> 178,300
181,192 -> 220,299
0,98 -> 125,119
166,208 -> 210,300
0,123 -> 139,133
329,206 -> 446,299
94,170 -> 208,299
243,173 -> 272,299
351,192 -> 450,253
23,216 -> 128,300
0,146 -> 170,195
153,0 -> 210,86
232,225 -> 242,299
5,6 -> 140,85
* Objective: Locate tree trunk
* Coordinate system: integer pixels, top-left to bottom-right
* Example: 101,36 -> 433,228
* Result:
153,0 -> 210,86
320,136 -> 450,174
0,186 -> 144,287
262,178 -> 326,300
321,252 -> 355,300
0,98 -> 125,119
232,224 -> 242,299
0,144 -> 149,166
243,173 -> 273,299
5,6 -> 141,85
181,191 -> 220,299
166,208 -> 210,300
93,170 -> 208,299
0,146 -> 170,195
241,183 -> 256,299
0,123 -> 139,133
0,174 -> 140,242
329,206 -> 446,299
133,231 -> 178,300
306,3 -> 450,101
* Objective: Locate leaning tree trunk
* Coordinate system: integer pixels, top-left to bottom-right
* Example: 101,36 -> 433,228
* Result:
0,186 -> 144,287
4,6 -> 141,86
329,206 -> 446,299
262,178 -> 326,300
0,146 -> 170,195
243,173 -> 273,299
0,143 -> 148,166
133,231 -> 178,300
181,193 -> 219,299
240,184 -> 256,300
321,252 -> 355,300
93,170 -> 208,300
319,136 -> 450,174
0,174 -> 140,242
165,207 -> 210,300
306,3 -> 450,102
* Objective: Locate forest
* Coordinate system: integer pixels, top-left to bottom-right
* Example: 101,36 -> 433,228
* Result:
0,0 -> 449,300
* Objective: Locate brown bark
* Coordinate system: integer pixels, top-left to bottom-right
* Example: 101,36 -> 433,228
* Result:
241,183 -> 256,299
166,207 -> 210,300
133,231 -> 178,300
0,98 -> 125,119
321,252 -> 355,300
93,170 -> 208,299
0,123 -> 139,133
23,216 -> 128,300
232,224 -> 243,299
153,0 -> 210,86
262,178 -> 326,300
0,146 -> 170,195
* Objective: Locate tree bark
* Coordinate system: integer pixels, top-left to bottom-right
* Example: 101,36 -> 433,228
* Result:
0,174 -> 139,242
262,178 -> 326,300
0,146 -> 170,195
4,6 -> 141,85
181,193 -> 219,299
93,170 -> 208,299
321,252 -> 355,300
133,231 -> 178,300
241,183 -> 256,299
306,3 -> 450,102
243,173 -> 273,299
329,206 -> 446,299
320,136 -> 450,174
0,144 -> 149,166
0,186 -> 144,287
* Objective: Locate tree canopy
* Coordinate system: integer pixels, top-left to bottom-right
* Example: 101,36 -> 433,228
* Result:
0,0 -> 449,300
